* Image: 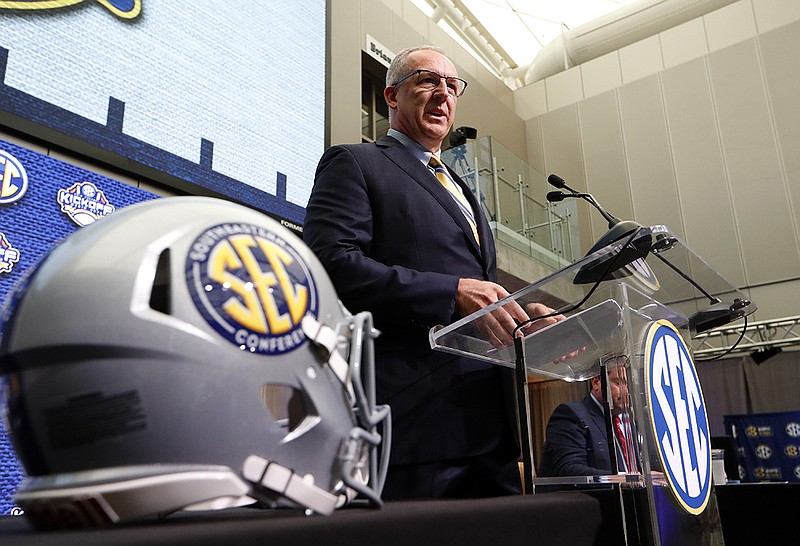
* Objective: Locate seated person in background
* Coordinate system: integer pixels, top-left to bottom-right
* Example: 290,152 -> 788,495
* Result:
537,355 -> 634,477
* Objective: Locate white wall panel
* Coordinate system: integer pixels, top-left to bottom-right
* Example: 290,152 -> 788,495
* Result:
424,20 -> 458,60
400,0 -> 429,31
514,0 -> 800,321
619,35 -> 664,84
661,59 -> 746,286
329,0 -> 363,144
525,116 -> 545,173
545,67 -> 584,112
514,80 -> 548,120
618,76 -> 684,239
752,0 -> 800,33
708,40 -> 800,285
759,21 -> 800,246
541,106 -> 592,247
747,280 -> 800,322
393,13 -> 424,52
541,106 -> 585,189
704,0 -> 757,51
581,51 -> 623,99
660,17 -> 709,69
578,91 -> 633,243
363,2 -> 395,51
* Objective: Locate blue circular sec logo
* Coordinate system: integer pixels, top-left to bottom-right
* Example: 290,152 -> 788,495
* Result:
645,320 -> 711,515
185,223 -> 318,355
0,149 -> 29,204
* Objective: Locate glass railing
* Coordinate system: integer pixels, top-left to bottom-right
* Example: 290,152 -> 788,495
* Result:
442,136 -> 579,270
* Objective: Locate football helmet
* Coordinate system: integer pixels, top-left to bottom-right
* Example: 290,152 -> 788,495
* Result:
0,196 -> 390,528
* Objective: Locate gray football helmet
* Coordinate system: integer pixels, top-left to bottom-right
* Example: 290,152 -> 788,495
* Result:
0,196 -> 390,529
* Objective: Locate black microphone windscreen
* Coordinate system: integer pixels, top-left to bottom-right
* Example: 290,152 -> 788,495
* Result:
547,174 -> 566,188
546,191 -> 566,202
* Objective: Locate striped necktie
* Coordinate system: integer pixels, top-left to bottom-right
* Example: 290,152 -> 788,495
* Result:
428,155 -> 479,244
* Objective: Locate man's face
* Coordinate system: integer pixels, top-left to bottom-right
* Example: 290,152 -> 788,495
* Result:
385,50 -> 458,151
607,366 -> 629,415
592,364 -> 629,415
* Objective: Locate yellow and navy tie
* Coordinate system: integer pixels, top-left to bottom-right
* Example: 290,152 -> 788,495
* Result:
428,155 -> 479,244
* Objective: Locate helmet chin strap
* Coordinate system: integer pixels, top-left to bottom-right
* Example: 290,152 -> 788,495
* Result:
241,455 -> 339,516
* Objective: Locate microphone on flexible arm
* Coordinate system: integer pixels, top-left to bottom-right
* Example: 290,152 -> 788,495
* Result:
547,174 -> 751,332
546,174 -> 642,255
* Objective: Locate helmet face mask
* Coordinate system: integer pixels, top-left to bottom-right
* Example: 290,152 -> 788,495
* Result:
0,197 -> 390,528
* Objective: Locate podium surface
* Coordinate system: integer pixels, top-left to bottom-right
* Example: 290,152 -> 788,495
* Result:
431,225 -> 755,546
431,225 -> 753,380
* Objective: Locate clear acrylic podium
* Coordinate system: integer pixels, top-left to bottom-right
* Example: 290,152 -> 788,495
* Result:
430,225 -> 755,546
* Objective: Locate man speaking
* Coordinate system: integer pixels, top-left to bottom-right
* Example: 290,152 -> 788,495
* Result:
304,45 -> 559,499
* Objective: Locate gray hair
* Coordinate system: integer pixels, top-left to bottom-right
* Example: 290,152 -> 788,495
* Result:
385,45 -> 448,88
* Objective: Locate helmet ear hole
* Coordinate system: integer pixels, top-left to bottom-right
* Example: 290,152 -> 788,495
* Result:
260,384 -> 317,437
148,249 -> 171,315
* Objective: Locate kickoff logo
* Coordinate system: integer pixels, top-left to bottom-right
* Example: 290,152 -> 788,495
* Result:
0,232 -> 21,275
186,223 -> 318,355
57,181 -> 116,226
645,319 -> 711,515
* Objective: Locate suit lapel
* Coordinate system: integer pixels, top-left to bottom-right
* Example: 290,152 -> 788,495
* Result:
583,395 -> 630,472
584,396 -> 608,439
377,136 -> 483,257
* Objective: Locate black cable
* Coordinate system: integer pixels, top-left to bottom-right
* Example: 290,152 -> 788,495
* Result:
703,314 -> 748,361
512,226 -> 645,338
651,252 -> 720,304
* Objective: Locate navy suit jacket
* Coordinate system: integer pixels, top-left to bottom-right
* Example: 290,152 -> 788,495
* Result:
303,136 -> 517,466
537,394 -> 617,477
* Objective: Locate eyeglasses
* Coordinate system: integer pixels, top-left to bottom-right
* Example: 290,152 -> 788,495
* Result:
392,69 -> 468,97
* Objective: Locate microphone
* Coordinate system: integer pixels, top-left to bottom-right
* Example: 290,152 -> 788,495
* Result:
547,173 -> 567,189
548,173 -> 648,284
547,190 -> 620,228
546,190 -> 584,202
546,174 -> 640,253
548,175 -> 751,329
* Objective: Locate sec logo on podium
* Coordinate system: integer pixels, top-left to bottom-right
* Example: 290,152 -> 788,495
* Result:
645,319 -> 712,515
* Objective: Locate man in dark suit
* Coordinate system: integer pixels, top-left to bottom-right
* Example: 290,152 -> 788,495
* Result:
304,45 -> 560,499
538,359 -> 634,477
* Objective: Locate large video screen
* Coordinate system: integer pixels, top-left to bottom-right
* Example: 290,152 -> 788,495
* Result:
0,0 -> 326,226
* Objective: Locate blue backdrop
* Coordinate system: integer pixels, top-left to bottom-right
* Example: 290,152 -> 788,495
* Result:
724,411 -> 800,483
0,138 -> 158,516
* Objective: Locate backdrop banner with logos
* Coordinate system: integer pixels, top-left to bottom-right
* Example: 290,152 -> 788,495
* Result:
724,411 -> 800,483
0,138 -> 157,516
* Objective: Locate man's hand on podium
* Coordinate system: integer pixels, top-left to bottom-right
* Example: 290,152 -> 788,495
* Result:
456,278 -> 532,348
454,279 -> 581,361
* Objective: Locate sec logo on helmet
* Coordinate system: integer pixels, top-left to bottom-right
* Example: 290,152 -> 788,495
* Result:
645,319 -> 712,515
186,222 -> 318,355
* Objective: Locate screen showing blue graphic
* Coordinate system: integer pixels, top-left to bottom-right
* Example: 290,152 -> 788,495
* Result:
0,138 -> 158,516
0,1 -> 325,225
